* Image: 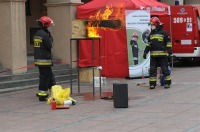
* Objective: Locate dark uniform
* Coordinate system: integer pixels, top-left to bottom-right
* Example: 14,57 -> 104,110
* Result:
143,24 -> 172,89
130,39 -> 139,65
130,32 -> 139,65
34,16 -> 56,101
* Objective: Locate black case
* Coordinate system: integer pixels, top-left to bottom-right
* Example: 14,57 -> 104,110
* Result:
113,83 -> 128,108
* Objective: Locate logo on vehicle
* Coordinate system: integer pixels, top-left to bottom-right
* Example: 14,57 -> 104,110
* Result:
180,8 -> 185,13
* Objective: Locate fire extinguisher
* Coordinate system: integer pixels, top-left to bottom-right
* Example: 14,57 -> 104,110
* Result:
51,98 -> 56,110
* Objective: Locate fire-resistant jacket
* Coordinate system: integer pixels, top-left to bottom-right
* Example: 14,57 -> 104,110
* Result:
34,28 -> 53,66
130,40 -> 139,60
144,25 -> 172,57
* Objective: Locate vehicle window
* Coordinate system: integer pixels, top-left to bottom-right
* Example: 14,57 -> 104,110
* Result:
198,17 -> 200,30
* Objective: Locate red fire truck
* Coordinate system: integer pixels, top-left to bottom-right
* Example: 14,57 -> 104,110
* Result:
169,5 -> 200,61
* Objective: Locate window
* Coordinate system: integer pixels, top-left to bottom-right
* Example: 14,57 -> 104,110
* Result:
198,17 -> 200,30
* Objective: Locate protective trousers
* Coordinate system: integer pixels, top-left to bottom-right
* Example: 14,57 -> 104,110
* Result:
149,57 -> 171,86
132,41 -> 139,65
38,67 -> 56,92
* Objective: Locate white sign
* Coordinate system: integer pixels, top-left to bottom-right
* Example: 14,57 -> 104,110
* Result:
126,10 -> 150,78
181,40 -> 192,45
126,10 -> 150,31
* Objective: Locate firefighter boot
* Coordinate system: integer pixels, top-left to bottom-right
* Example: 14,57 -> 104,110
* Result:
36,91 -> 49,101
149,77 -> 156,89
164,84 -> 170,89
149,81 -> 156,89
150,85 -> 155,89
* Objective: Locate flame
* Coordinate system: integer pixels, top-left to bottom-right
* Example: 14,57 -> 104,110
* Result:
87,27 -> 99,37
114,5 -> 125,28
86,5 -> 125,38
102,6 -> 114,20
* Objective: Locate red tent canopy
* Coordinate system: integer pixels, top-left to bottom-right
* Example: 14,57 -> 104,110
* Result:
76,0 -> 169,78
77,0 -> 169,19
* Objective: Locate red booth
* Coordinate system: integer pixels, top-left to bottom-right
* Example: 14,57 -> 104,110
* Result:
77,0 -> 169,77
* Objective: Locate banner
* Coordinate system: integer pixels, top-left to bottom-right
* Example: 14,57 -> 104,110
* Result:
125,10 -> 150,78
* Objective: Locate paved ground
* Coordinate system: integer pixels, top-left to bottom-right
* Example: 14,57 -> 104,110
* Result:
1,63 -> 200,132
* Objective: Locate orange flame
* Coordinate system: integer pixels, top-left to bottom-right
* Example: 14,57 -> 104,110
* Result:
114,5 -> 125,28
102,6 -> 114,20
86,5 -> 125,38
87,27 -> 99,37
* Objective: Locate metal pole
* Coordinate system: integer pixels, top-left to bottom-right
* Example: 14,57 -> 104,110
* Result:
99,38 -> 102,98
77,40 -> 80,93
92,39 -> 95,98
70,39 -> 73,94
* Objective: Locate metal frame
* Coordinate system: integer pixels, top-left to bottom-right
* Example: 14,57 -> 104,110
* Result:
70,37 -> 102,98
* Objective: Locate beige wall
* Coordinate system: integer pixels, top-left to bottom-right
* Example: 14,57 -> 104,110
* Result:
0,0 -> 27,74
46,0 -> 82,64
0,2 -> 12,69
185,0 -> 200,5
26,0 -> 83,65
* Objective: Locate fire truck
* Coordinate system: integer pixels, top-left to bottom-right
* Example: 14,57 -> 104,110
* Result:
169,5 -> 200,62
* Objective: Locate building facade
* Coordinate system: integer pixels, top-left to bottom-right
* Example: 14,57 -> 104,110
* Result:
0,0 -> 198,74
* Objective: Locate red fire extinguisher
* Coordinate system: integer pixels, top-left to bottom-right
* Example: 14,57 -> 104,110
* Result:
51,98 -> 56,110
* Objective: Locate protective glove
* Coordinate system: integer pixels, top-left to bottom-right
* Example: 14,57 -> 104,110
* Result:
143,53 -> 147,59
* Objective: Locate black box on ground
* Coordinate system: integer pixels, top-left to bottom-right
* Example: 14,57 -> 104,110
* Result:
113,83 -> 128,108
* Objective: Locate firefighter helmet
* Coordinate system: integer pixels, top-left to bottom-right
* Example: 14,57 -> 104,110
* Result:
38,16 -> 54,28
149,17 -> 162,27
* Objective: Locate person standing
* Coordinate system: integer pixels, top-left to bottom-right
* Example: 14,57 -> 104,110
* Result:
34,16 -> 56,101
143,17 -> 172,89
142,29 -> 150,44
130,32 -> 139,65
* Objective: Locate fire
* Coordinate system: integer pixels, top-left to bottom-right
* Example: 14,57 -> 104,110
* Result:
86,5 -> 125,38
87,27 -> 99,38
114,5 -> 125,28
102,6 -> 114,20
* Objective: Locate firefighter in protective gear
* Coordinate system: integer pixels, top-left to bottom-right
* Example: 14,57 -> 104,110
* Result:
34,16 -> 56,101
143,17 -> 172,89
130,32 -> 139,65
